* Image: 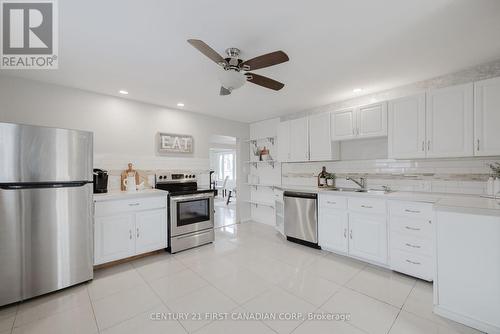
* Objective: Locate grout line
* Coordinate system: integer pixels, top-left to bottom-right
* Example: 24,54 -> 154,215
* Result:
86,284 -> 101,334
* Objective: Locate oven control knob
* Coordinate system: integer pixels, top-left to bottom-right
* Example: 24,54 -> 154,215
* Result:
158,175 -> 163,180
191,175 -> 195,178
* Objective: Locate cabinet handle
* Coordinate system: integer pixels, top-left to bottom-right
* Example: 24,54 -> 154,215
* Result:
405,226 -> 420,231
129,203 -> 140,206
427,140 -> 430,151
406,259 -> 421,265
327,201 -> 337,205
349,230 -> 353,239
477,139 -> 480,151
129,230 -> 132,239
404,209 -> 421,214
405,243 -> 421,249
344,228 -> 347,238
422,141 -> 425,151
136,227 -> 140,238
361,205 -> 373,209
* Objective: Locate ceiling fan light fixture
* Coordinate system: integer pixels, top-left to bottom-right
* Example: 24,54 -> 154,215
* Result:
217,69 -> 246,91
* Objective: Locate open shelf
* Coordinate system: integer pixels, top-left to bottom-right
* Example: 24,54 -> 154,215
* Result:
245,183 -> 277,189
245,136 -> 276,145
244,200 -> 275,209
245,160 -> 276,168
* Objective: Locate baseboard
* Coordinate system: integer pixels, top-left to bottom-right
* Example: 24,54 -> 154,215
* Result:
434,305 -> 500,334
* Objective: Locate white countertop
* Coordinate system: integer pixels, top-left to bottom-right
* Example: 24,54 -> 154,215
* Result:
278,185 -> 500,215
93,189 -> 168,202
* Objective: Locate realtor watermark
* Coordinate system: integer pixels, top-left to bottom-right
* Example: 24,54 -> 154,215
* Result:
150,312 -> 352,322
1,0 -> 58,69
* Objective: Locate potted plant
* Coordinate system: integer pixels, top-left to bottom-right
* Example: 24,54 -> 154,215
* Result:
326,173 -> 336,187
489,162 -> 500,196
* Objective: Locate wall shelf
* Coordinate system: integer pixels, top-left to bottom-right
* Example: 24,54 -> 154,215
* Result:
244,200 -> 275,209
245,136 -> 276,145
245,183 -> 277,190
245,160 -> 276,168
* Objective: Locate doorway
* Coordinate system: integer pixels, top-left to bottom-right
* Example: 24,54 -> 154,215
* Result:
209,136 -> 237,228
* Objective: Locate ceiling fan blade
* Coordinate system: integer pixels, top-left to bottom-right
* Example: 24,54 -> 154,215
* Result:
246,73 -> 285,91
241,51 -> 289,71
220,86 -> 231,96
187,39 -> 227,66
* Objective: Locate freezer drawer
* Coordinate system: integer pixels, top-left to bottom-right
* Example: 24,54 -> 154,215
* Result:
0,183 -> 94,305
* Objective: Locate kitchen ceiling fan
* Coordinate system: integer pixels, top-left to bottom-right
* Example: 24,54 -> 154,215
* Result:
187,39 -> 289,96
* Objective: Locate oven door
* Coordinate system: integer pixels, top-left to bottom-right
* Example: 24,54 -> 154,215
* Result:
170,192 -> 214,237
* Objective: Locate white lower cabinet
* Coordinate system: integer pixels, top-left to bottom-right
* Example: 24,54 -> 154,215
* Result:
94,195 -> 167,265
319,195 -> 436,278
134,209 -> 166,254
388,200 -> 434,281
318,207 -> 348,254
348,212 -> 387,264
95,214 -> 136,265
318,194 -> 387,265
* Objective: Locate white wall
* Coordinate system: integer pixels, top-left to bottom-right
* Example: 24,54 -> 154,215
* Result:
0,75 -> 251,221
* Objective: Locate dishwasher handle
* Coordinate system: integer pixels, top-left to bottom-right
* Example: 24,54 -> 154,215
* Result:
283,191 -> 318,200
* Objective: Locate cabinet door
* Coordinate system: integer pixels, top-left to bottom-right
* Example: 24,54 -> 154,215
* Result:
348,212 -> 387,264
357,102 -> 388,138
135,209 -> 166,254
94,214 -> 135,265
319,207 -> 348,254
331,108 -> 356,140
474,77 -> 500,156
289,117 -> 309,162
426,83 -> 474,158
309,112 -> 336,161
277,121 -> 291,162
388,93 -> 426,159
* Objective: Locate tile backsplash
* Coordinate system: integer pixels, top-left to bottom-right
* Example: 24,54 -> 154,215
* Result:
282,157 -> 500,195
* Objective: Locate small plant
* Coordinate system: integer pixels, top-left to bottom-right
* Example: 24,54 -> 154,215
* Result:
489,162 -> 500,178
327,173 -> 336,180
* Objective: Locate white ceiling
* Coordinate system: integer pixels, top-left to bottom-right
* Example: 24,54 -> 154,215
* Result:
4,0 -> 500,123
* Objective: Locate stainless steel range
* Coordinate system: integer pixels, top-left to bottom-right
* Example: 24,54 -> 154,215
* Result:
155,172 -> 215,253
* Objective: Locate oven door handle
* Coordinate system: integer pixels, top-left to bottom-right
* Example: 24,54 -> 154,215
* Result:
170,193 -> 214,201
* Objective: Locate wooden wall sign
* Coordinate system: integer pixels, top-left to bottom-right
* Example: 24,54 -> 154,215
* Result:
158,133 -> 193,154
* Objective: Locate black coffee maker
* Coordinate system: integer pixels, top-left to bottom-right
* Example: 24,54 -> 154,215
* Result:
93,169 -> 108,193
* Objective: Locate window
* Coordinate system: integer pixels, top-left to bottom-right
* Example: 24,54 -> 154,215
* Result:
218,152 -> 235,181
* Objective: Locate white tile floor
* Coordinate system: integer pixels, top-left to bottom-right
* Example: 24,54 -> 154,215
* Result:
0,222 -> 483,334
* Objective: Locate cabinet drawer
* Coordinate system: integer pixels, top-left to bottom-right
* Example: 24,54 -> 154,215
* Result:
319,195 -> 347,210
95,196 -> 166,217
348,197 -> 386,214
390,231 -> 433,256
389,201 -> 433,220
390,216 -> 433,239
390,249 -> 433,281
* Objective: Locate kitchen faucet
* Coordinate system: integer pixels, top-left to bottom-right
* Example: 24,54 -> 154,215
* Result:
346,176 -> 367,190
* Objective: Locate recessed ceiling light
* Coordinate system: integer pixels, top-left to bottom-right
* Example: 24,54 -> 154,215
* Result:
119,90 -> 129,95
177,102 -> 185,107
353,88 -> 363,94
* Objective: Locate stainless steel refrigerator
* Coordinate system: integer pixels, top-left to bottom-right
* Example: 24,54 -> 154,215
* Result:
0,122 -> 94,306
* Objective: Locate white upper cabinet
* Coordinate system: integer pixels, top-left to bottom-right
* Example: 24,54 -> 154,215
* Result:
290,117 -> 309,162
388,93 -> 426,159
331,102 -> 387,141
309,112 -> 339,161
474,77 -> 500,156
331,108 -> 356,140
426,83 -> 474,158
277,120 -> 291,162
357,102 -> 388,138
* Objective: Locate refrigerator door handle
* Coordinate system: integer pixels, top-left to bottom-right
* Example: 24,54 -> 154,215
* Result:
0,181 -> 92,190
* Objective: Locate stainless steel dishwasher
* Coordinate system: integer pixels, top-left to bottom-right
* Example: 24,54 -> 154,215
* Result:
284,191 -> 319,248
